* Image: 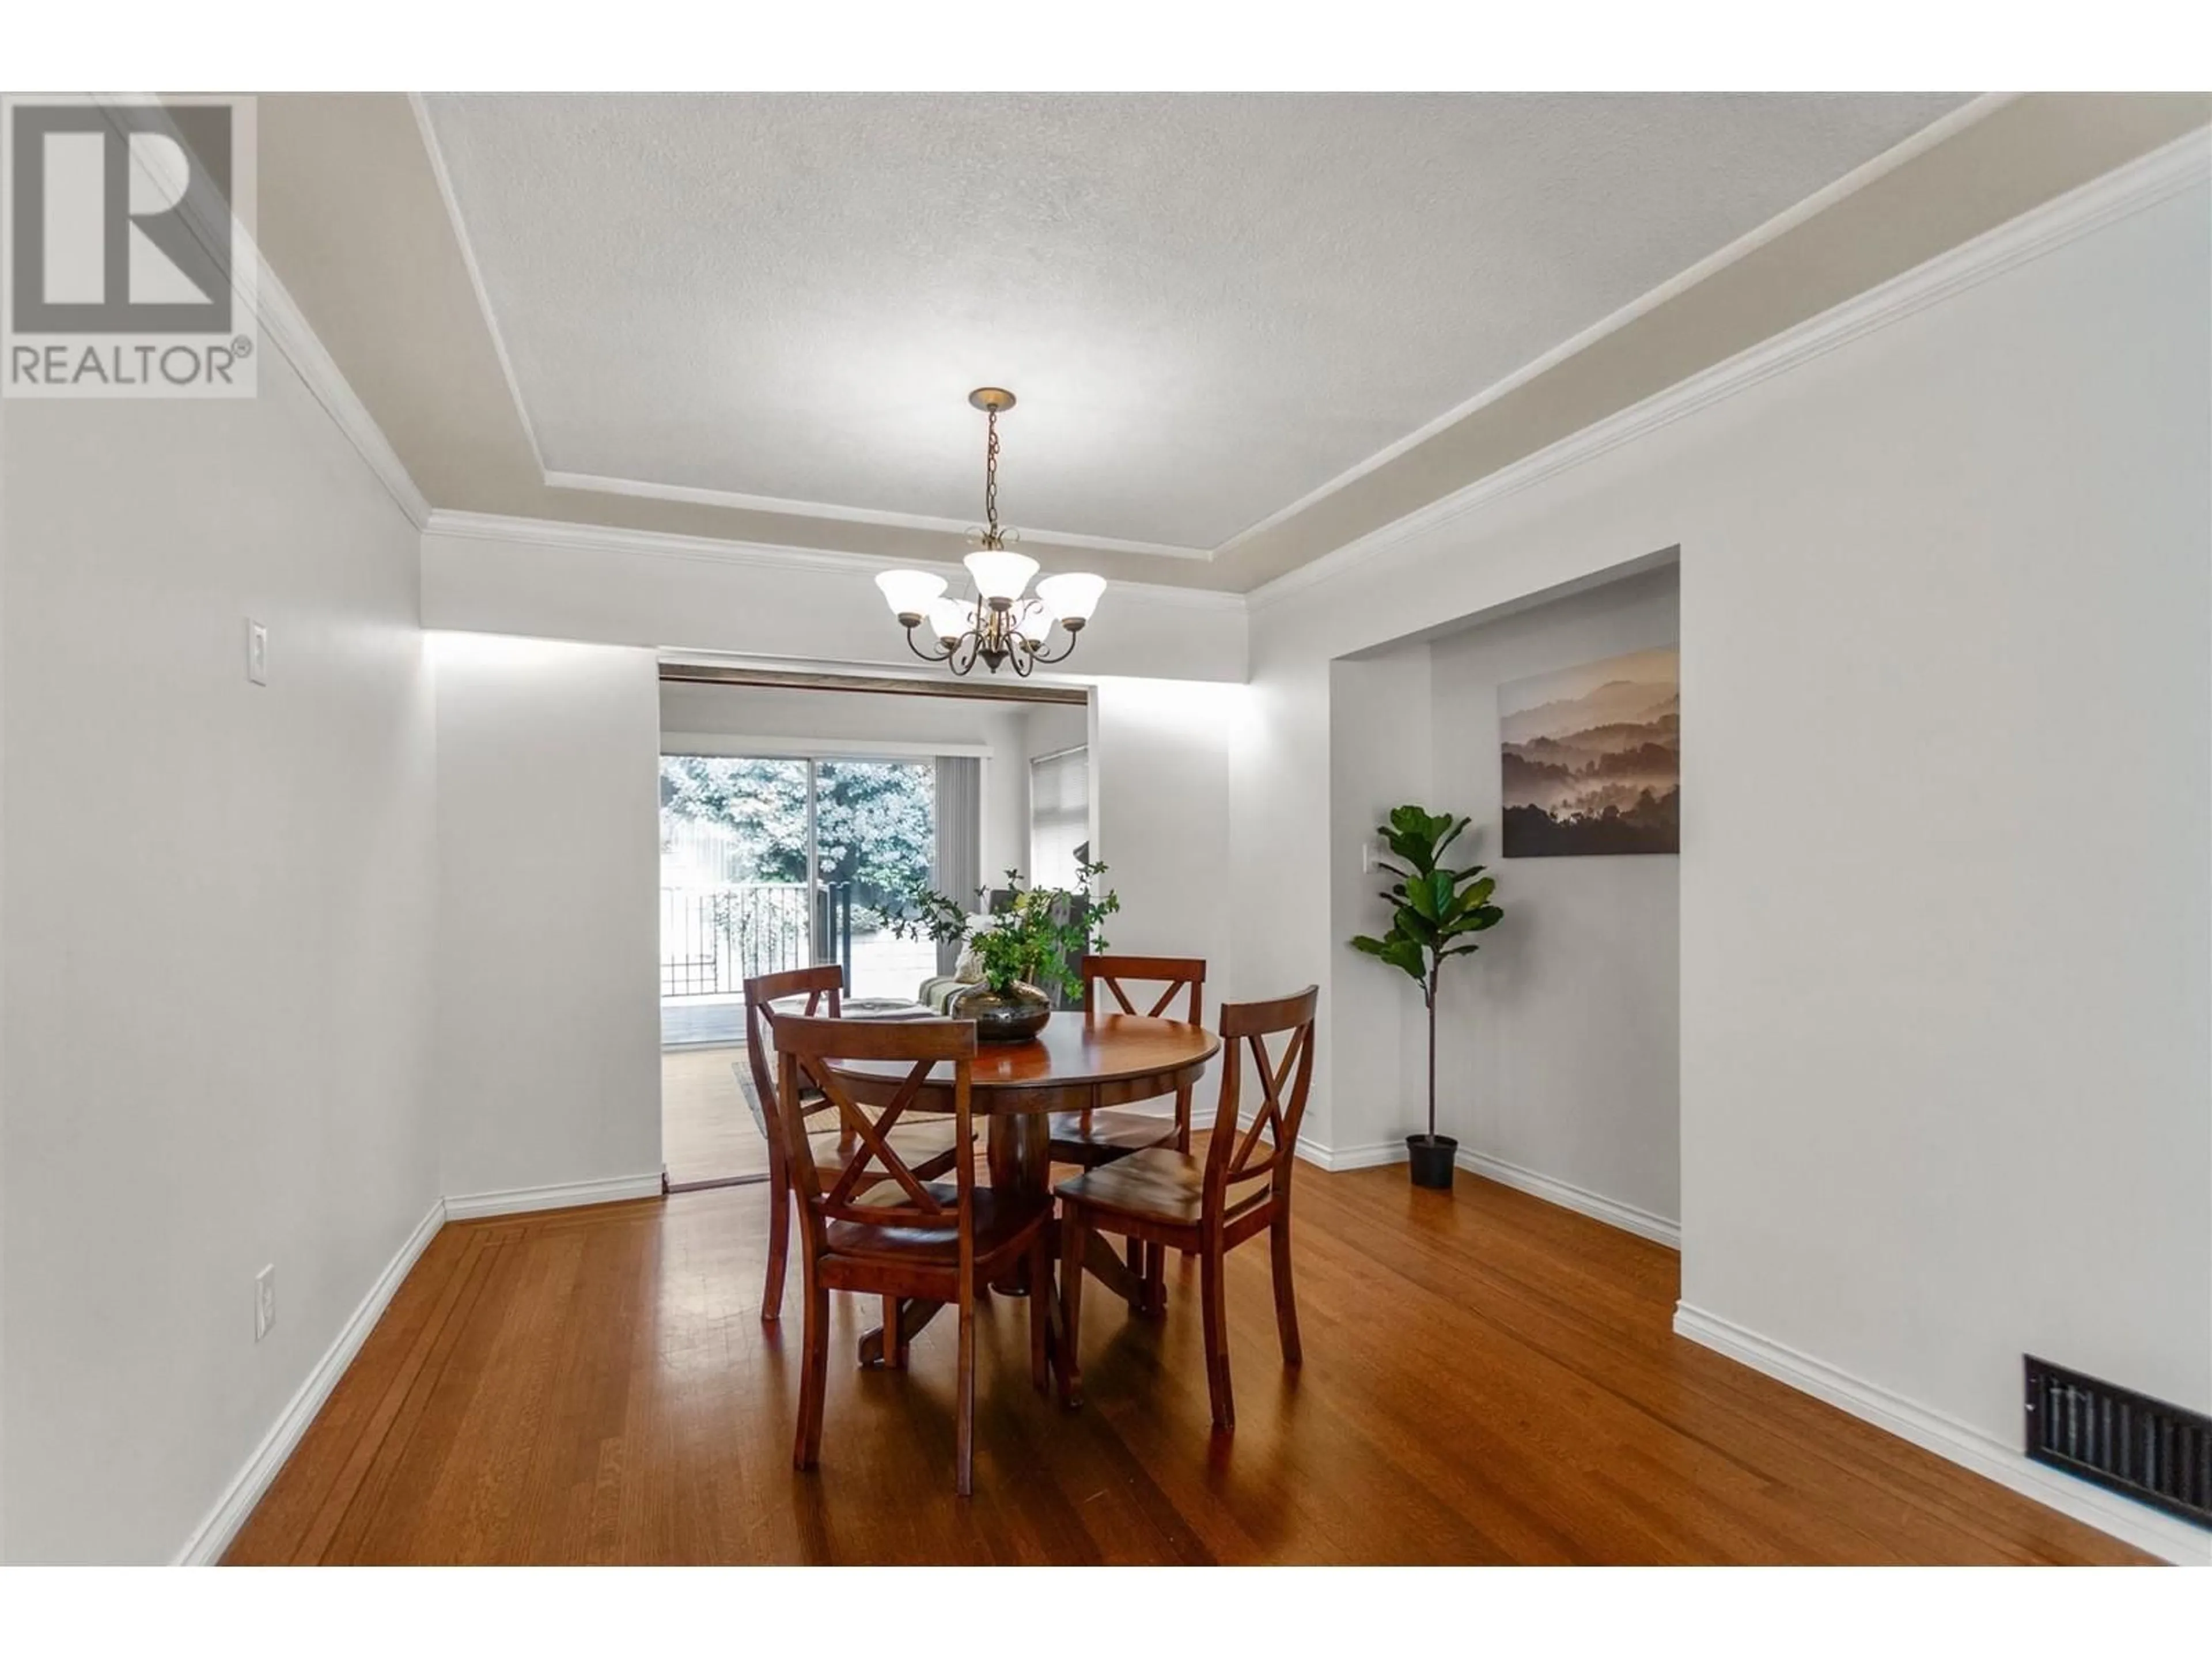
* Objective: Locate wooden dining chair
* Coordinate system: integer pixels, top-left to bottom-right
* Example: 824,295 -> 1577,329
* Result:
769,1013 -> 1054,1495
744,965 -> 966,1324
1054,984 -> 1318,1431
1050,956 -> 1206,1162
1048,955 -> 1206,1313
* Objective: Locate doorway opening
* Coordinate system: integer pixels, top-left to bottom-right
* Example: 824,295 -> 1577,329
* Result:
658,753 -> 938,1187
652,665 -> 1092,1193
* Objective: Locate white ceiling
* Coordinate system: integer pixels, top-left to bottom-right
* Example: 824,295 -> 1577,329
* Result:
421,92 -> 1969,558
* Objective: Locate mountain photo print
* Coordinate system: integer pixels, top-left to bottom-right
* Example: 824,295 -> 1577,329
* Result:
1499,647 -> 1679,857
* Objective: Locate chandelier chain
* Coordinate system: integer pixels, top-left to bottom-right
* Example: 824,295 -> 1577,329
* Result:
982,408 -> 1001,547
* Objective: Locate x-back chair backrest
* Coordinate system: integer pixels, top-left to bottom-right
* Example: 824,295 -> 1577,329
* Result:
769,1013 -> 979,1257
743,964 -> 845,1132
1203,986 -> 1320,1215
1081,955 -> 1206,1022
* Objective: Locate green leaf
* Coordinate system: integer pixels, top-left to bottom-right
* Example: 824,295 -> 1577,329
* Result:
1347,803 -> 1505,986
1424,869 -> 1457,919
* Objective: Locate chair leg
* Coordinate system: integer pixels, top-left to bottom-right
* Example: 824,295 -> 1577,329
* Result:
1270,1212 -> 1302,1367
883,1294 -> 908,1369
1144,1241 -> 1166,1317
1028,1234 -> 1051,1392
955,1288 -> 976,1497
762,1169 -> 790,1323
1200,1242 -> 1234,1431
793,1277 -> 829,1469
1175,1085 -> 1196,1264
1123,1237 -> 1146,1313
1058,1206 -> 1087,1409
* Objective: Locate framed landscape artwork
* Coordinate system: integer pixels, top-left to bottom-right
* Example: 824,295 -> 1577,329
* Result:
1499,646 -> 1680,856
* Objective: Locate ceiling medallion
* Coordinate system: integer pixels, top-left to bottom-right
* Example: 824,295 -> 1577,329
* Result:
874,388 -> 1105,676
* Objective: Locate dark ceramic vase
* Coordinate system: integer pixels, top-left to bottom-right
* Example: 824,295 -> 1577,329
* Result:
951,979 -> 1052,1044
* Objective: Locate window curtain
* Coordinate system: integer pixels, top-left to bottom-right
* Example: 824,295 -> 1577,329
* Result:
933,756 -> 982,977
1028,746 -> 1089,891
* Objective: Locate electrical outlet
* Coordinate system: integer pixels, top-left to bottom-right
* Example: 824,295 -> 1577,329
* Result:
245,618 -> 268,685
255,1265 -> 275,1342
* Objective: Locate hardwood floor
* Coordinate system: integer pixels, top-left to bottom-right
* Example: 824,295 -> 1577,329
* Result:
224,1149 -> 2150,1565
661,1044 -> 770,1187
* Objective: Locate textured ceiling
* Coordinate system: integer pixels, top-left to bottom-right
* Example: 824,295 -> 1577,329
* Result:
419,92 -> 1969,555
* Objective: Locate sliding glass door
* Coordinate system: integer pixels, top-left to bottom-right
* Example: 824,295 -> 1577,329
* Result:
812,759 -> 936,999
658,755 -> 939,1036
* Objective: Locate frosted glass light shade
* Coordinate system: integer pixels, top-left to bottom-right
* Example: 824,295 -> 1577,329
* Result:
926,597 -> 975,642
875,569 -> 946,620
1035,571 -> 1106,624
963,550 -> 1039,602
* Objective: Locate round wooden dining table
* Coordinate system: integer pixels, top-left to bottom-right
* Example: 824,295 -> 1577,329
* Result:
822,1011 -> 1219,1371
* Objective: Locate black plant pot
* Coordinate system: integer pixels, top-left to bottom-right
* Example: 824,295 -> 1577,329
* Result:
1406,1134 -> 1458,1190
951,979 -> 1052,1044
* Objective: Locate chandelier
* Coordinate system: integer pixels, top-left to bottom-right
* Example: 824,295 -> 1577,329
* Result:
873,388 -> 1105,676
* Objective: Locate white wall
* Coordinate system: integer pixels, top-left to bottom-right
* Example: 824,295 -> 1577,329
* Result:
1093,679 -> 1239,1036
1326,649 -> 1433,1163
431,635 -> 663,1203
1235,154 -> 2210,1554
657,680 -> 1043,882
0,349 -> 438,1561
1017,700 -> 1092,882
1424,567 -> 1680,1229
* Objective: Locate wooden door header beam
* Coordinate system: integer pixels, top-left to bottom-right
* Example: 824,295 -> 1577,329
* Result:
657,664 -> 1086,706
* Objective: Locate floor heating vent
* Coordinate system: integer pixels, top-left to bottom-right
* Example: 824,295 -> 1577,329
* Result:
2024,1355 -> 2211,1528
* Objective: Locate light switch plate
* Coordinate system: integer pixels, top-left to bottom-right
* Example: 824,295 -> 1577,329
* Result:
245,619 -> 268,685
254,1265 -> 275,1342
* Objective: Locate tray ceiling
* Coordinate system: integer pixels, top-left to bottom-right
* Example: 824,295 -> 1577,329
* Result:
251,92 -> 2212,592
416,92 -> 1967,556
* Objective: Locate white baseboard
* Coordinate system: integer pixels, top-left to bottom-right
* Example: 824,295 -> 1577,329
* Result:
177,1172 -> 670,1562
444,1172 -> 665,1220
1672,1302 -> 2212,1566
1305,1135 -> 1683,1253
1307,1139 -> 1410,1172
174,1198 -> 445,1565
1455,1147 -> 1681,1249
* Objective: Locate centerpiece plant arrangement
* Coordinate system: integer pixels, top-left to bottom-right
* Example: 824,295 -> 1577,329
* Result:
1349,806 -> 1504,1190
891,858 -> 1122,1043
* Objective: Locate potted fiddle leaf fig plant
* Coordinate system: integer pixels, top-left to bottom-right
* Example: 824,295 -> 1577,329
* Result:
1349,805 -> 1504,1190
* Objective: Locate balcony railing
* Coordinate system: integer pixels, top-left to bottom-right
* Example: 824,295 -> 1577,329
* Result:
660,882 -> 812,998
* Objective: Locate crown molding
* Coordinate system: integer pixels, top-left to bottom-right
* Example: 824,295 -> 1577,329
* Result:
1213,94 -> 2017,559
86,93 -> 431,531
422,508 -> 1248,612
256,260 -> 433,529
1249,125 -> 2212,611
543,467 -> 1214,562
